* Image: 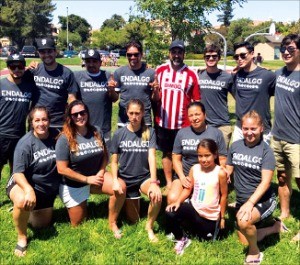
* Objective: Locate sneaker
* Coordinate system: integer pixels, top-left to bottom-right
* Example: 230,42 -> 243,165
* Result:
166,232 -> 175,241
174,237 -> 191,255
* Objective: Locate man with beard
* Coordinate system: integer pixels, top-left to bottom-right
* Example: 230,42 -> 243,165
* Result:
153,40 -> 201,192
0,54 -> 35,178
27,37 -> 78,130
113,40 -> 157,128
74,49 -> 118,151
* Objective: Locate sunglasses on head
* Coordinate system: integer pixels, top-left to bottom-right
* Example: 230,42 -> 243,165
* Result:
280,46 -> 296,54
71,110 -> 87,118
233,52 -> 248,60
126,53 -> 140,58
9,64 -> 25,70
204,55 -> 219,60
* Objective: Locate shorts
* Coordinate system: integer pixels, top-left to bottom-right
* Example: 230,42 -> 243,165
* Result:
216,125 -> 232,149
6,177 -> 57,210
236,195 -> 277,222
272,136 -> 300,179
155,125 -> 179,153
0,137 -> 19,168
232,125 -> 272,145
59,184 -> 90,208
122,175 -> 149,199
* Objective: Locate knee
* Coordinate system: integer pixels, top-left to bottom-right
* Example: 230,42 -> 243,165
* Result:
13,197 -> 26,210
167,192 -> 178,205
277,171 -> 289,186
236,219 -> 251,231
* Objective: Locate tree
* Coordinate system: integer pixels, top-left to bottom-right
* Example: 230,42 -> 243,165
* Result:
0,0 -> 55,48
91,28 -> 127,49
57,30 -> 82,51
58,14 -> 91,43
101,14 -> 126,30
134,0 -> 246,40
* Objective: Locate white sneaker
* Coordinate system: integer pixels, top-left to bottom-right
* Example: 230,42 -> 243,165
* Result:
174,237 -> 191,255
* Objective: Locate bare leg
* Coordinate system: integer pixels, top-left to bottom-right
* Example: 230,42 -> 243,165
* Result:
277,171 -> 292,219
162,152 -> 173,192
124,199 -> 140,223
67,201 -> 88,226
167,179 -> 183,205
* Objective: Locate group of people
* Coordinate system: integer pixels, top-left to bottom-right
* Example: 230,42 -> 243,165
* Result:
0,33 -> 299,262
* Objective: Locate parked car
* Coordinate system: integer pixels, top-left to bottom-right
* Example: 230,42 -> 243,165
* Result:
110,50 -> 120,58
0,45 -> 18,57
97,50 -> 110,57
63,50 -> 78,58
20,46 -> 38,57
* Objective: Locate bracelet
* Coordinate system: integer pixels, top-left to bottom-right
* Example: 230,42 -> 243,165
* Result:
150,180 -> 160,185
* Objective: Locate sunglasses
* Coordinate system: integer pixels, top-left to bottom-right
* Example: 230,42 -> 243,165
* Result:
71,110 -> 87,118
280,46 -> 296,54
233,52 -> 249,60
126,53 -> 140,58
204,55 -> 219,60
9,64 -> 25,70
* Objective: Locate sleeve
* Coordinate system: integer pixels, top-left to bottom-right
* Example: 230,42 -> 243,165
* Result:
216,129 -> 227,156
172,130 -> 183,154
110,129 -> 120,154
268,71 -> 276,97
55,135 -> 70,161
73,72 -> 82,100
190,71 -> 201,101
66,71 -> 79,95
148,128 -> 157,149
261,145 -> 276,171
226,145 -> 233,166
12,140 -> 31,174
227,74 -> 234,95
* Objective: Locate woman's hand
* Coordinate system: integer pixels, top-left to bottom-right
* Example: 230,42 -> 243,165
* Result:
180,176 -> 192,188
237,201 -> 254,222
148,183 -> 162,204
23,189 -> 36,211
112,178 -> 123,195
220,218 -> 226,229
87,174 -> 103,186
166,201 -> 180,212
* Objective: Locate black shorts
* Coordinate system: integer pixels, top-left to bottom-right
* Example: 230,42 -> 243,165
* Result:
0,136 -> 19,168
155,125 -> 179,153
236,195 -> 277,222
122,175 -> 149,199
6,177 -> 57,210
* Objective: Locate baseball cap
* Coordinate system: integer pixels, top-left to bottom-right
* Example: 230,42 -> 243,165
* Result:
82,49 -> 101,61
36,38 -> 56,50
169,40 -> 185,51
6,54 -> 26,66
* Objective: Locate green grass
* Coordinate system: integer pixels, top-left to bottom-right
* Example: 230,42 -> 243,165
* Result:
0,61 -> 299,264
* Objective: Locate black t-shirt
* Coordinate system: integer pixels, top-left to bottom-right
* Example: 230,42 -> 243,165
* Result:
12,129 -> 61,194
0,78 -> 34,138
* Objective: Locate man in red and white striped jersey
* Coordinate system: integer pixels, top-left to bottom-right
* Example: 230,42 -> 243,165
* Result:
152,40 -> 201,192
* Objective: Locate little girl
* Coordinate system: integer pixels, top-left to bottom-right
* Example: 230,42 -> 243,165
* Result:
166,139 -> 228,255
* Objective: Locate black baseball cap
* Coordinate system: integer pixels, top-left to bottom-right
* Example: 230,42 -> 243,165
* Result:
6,54 -> 26,66
169,40 -> 185,51
36,38 -> 56,50
82,49 -> 101,61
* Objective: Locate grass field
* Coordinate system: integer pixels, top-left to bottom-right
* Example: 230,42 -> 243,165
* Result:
0,59 -> 299,264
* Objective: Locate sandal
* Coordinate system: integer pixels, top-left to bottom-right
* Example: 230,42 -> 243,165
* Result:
274,217 -> 289,232
244,252 -> 264,265
14,244 -> 27,257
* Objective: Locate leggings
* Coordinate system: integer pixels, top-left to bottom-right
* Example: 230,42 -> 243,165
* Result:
165,202 -> 218,240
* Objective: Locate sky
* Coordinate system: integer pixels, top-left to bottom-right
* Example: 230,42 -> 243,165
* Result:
52,0 -> 300,30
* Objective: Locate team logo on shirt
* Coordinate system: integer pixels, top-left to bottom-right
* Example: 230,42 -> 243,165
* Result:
34,148 -> 56,163
236,77 -> 262,89
75,140 -> 103,156
119,140 -> 149,152
232,152 -> 262,170
276,76 -> 299,92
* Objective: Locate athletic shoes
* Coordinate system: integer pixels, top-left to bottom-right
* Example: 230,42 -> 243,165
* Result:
174,237 -> 191,255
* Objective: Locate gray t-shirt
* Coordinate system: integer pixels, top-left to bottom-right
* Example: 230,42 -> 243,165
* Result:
12,129 -> 60,194
114,63 -> 155,126
232,67 -> 276,132
75,70 -> 112,133
173,126 -> 227,176
272,67 -> 300,144
28,63 -> 78,127
0,78 -> 33,138
56,129 -> 105,188
111,126 -> 156,181
198,70 -> 233,126
227,139 -> 275,204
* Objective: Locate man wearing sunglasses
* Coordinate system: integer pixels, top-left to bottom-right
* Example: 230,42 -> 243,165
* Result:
26,37 -> 78,130
198,44 -> 234,149
153,40 -> 200,191
113,40 -> 156,128
271,34 -> 300,234
74,49 -> 118,151
231,41 -> 276,144
0,54 -> 35,178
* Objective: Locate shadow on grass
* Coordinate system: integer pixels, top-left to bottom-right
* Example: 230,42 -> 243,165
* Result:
30,225 -> 59,242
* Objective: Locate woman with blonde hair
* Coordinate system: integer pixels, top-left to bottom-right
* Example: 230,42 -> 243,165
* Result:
56,100 -> 126,234
111,99 -> 162,241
